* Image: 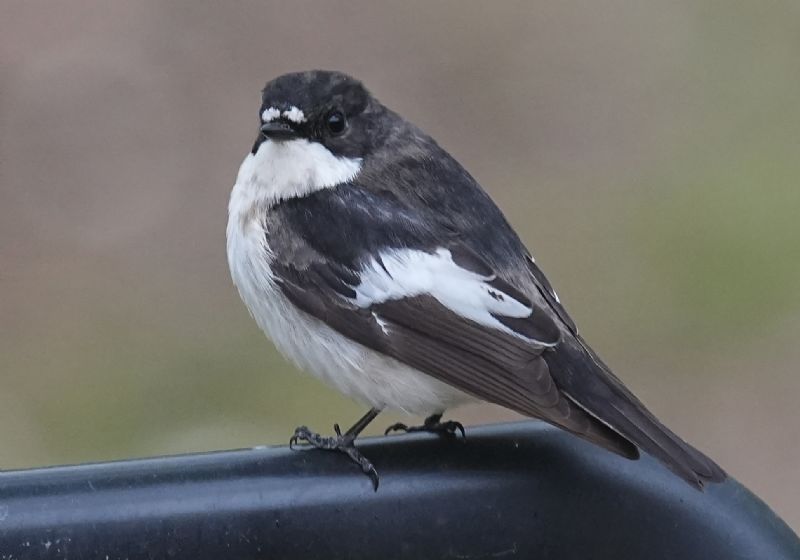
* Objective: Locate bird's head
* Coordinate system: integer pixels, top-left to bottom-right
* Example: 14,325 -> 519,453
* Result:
254,70 -> 386,159
239,70 -> 394,204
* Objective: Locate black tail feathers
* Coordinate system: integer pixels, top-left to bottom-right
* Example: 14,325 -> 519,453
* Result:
544,339 -> 726,489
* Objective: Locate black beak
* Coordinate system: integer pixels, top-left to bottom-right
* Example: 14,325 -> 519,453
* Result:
260,120 -> 299,141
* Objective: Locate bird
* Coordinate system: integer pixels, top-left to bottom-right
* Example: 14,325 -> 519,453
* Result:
226,70 -> 726,491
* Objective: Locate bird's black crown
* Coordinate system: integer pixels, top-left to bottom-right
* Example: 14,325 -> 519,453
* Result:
254,70 -> 388,158
261,70 -> 370,119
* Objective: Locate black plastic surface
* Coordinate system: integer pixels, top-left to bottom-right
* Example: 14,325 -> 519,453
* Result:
0,421 -> 797,559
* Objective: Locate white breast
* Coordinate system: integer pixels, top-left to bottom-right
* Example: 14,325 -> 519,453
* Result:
226,140 -> 472,414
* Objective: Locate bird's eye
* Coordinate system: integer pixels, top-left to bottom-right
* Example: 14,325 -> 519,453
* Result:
325,110 -> 347,136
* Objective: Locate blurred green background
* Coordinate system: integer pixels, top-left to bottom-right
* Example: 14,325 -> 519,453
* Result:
1,0 -> 798,529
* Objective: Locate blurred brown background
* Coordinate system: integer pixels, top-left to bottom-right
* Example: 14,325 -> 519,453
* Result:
2,0 -> 798,529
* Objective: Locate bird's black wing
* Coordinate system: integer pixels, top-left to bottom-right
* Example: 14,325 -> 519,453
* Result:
525,255 -> 579,334
375,146 -> 725,487
269,186 -> 638,458
518,224 -> 726,487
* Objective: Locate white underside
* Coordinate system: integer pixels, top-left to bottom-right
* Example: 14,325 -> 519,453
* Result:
227,140 -> 473,414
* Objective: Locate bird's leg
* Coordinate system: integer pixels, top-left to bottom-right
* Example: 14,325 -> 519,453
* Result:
384,412 -> 466,439
290,407 -> 382,490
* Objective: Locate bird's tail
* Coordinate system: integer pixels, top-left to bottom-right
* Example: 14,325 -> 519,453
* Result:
544,338 -> 726,489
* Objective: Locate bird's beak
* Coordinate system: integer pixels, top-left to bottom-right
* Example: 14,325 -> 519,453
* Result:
260,120 -> 299,141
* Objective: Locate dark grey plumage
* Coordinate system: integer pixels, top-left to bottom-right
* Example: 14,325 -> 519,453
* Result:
245,70 -> 726,488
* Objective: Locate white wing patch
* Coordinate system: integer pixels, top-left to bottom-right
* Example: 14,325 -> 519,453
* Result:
372,312 -> 390,335
355,248 -> 537,341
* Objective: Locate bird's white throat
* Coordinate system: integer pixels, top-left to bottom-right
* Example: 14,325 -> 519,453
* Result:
232,139 -> 362,209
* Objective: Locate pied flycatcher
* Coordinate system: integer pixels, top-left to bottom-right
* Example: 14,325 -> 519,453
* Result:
227,70 -> 725,490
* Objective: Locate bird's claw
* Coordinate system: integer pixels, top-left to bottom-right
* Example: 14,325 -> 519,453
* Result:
289,424 -> 379,491
384,422 -> 409,435
384,417 -> 466,440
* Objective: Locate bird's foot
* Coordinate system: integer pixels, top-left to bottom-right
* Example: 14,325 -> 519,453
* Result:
384,414 -> 466,439
289,424 -> 380,490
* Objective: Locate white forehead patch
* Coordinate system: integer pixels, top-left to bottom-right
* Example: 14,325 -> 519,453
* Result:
261,106 -> 307,124
261,107 -> 281,122
283,106 -> 306,123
